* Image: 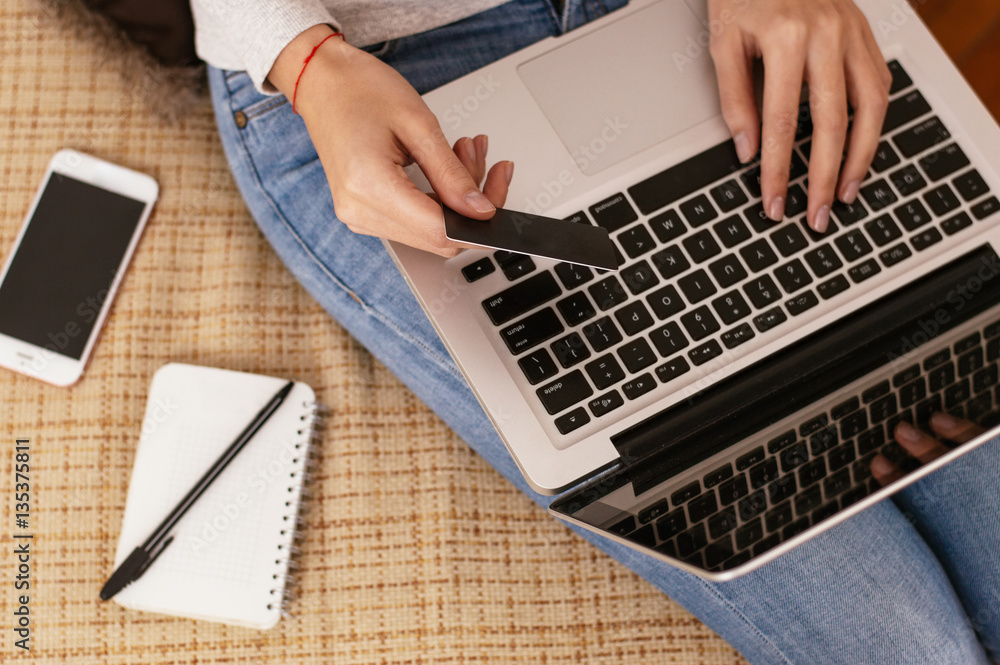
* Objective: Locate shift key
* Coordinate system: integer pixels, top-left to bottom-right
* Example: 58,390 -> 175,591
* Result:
483,272 -> 562,325
501,308 -> 564,354
537,370 -> 594,415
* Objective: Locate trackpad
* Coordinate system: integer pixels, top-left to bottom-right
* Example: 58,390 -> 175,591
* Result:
517,0 -> 721,175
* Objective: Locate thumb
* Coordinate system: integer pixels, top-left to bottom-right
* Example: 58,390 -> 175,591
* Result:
405,123 -> 497,220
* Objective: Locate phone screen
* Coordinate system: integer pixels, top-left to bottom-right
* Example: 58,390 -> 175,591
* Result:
0,173 -> 146,359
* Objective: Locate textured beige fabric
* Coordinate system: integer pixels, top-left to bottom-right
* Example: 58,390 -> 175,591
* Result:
0,1 -> 748,662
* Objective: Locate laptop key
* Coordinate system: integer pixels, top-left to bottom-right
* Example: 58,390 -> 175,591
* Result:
831,199 -> 869,226
810,425 -> 838,456
972,196 -> 1000,220
711,180 -> 750,212
753,307 -> 787,333
924,183 -> 961,216
928,362 -> 955,391
714,215 -> 752,248
794,484 -> 823,515
557,291 -> 596,326
618,339 -> 657,373
889,164 -> 927,196
871,140 -> 901,172
589,275 -> 629,311
622,373 -> 657,400
771,225 -> 809,258
609,514 -> 637,536
786,291 -> 819,316
804,244 -> 843,277
681,306 -> 721,341
765,501 -> 794,532
585,354 -> 626,390
588,390 -> 625,417
656,508 -> 688,540
848,258 -> 882,283
801,414 -> 829,436
582,316 -> 622,352
834,230 -> 874,262
721,323 -> 756,349
614,301 -> 654,335
646,284 -> 686,320
589,192 -> 638,233
704,463 -> 734,488
869,393 -> 898,424
744,274 -> 783,308
924,349 -> 952,371
954,333 -> 980,354
861,179 -> 898,211
740,238 -> 780,272
649,209 -> 686,243
718,475 -> 749,505
709,508 -> 738,540
672,481 -> 702,506
536,370 -> 593,415
944,379 -> 971,410
680,193 -> 719,227
483,272 -> 562,325
735,517 -> 765,550
941,211 -> 973,236
887,60 -> 912,94
462,257 -> 495,282
893,199 -> 932,232
767,430 -> 797,454
832,397 -> 861,420
655,356 -> 691,383
555,407 -> 590,434
958,348 -> 985,377
739,490 -> 768,521
862,380 -> 891,403
617,225 -> 656,259
893,116 -> 950,158
650,245 -> 691,280
775,259 -> 813,294
899,378 -> 927,408
688,492 -> 719,523
749,458 -> 779,489
953,169 -> 989,202
679,269 -> 718,304
880,243 -> 912,267
858,426 -> 886,455
882,89 -> 931,134
736,446 -> 766,471
552,333 -> 591,368
683,229 -> 722,263
919,143 -> 970,181
638,498 -> 671,524
840,410 -> 869,439
828,443 -> 857,472
784,185 -> 808,217
502,308 -> 564,354
650,321 -> 690,357
689,340 -> 724,366
768,474 -> 797,504
712,291 -> 752,325
798,457 -> 827,488
781,441 -> 810,472
554,262 -> 594,289
864,214 -> 902,247
495,251 -> 536,280
911,228 -> 943,252
518,348 -> 559,385
676,523 -> 708,558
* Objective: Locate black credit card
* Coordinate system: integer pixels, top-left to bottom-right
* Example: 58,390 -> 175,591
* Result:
444,207 -> 619,270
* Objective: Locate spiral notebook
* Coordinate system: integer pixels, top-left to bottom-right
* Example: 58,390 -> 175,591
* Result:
111,363 -> 324,629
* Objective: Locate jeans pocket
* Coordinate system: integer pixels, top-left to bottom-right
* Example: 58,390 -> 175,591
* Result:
360,39 -> 398,59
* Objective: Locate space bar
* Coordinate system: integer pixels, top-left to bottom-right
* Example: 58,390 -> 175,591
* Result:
627,140 -> 744,215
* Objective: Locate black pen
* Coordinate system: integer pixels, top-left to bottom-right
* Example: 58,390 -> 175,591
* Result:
100,380 -> 296,601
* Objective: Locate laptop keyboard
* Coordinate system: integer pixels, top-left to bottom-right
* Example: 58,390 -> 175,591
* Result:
464,60 -> 1000,437
605,314 -> 1000,572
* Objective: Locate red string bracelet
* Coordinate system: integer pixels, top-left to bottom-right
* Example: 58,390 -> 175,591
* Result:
292,32 -> 345,115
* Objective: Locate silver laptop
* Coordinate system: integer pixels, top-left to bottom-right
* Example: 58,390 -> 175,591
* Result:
385,0 -> 1000,580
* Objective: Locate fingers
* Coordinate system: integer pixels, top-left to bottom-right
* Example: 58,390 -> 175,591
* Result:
837,32 -> 890,205
454,135 -> 514,210
759,26 -> 807,222
406,121 -> 496,220
893,420 -> 951,464
870,454 -> 905,486
709,23 -> 760,163
482,160 -> 514,208
803,28 -> 848,233
928,411 -> 985,444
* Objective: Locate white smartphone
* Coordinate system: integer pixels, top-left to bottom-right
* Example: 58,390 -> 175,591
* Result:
0,150 -> 158,386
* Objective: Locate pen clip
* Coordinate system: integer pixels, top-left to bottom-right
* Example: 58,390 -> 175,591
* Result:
134,535 -> 174,579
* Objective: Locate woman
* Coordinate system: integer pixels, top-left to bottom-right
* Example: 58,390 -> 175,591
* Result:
192,1 -> 1000,661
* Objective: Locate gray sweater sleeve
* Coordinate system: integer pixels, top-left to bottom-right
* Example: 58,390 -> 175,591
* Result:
190,0 -> 340,94
191,0 -> 510,95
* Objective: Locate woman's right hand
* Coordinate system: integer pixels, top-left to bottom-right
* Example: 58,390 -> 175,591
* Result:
268,25 -> 513,257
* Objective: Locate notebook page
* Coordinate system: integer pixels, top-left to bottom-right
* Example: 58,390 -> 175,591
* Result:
112,363 -> 316,629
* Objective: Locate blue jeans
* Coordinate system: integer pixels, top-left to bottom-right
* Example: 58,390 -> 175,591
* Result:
207,1 -> 1000,662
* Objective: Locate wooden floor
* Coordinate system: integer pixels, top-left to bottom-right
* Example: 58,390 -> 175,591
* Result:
916,0 -> 1000,119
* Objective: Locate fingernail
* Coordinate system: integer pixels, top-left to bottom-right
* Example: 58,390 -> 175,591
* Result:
734,132 -> 752,163
871,455 -> 894,476
841,179 -> 860,204
931,412 -> 957,429
479,134 -> 488,158
505,161 -> 514,186
465,190 -> 495,213
895,421 -> 918,442
768,196 -> 785,221
813,205 -> 830,233
463,138 -> 476,164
